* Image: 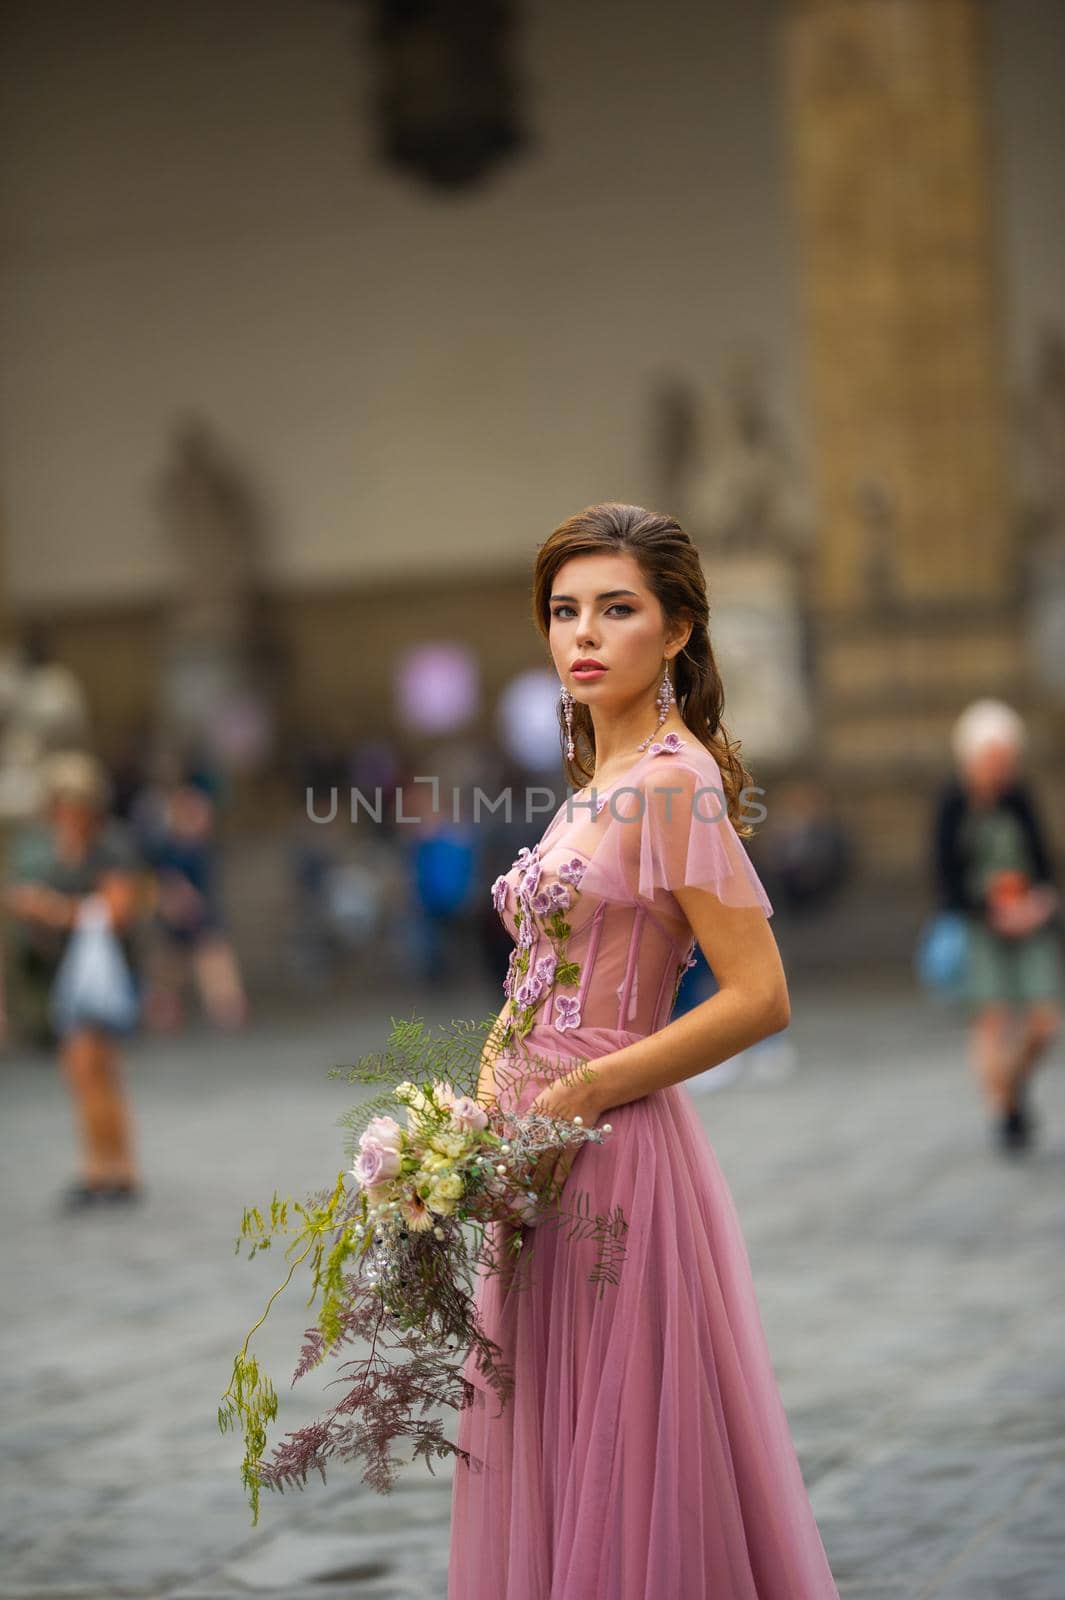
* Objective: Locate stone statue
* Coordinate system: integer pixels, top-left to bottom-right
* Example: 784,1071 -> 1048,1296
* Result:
155,416 -> 264,646
153,416 -> 278,773
680,352 -> 813,565
651,352 -> 814,765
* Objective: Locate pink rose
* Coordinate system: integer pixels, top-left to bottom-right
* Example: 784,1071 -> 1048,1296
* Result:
359,1115 -> 402,1153
450,1095 -> 489,1132
353,1140 -> 401,1188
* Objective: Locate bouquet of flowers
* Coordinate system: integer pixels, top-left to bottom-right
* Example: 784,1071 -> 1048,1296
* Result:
218,1011 -> 627,1524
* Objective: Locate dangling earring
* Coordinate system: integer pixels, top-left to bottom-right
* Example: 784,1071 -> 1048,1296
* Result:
560,682 -> 575,759
636,665 -> 675,751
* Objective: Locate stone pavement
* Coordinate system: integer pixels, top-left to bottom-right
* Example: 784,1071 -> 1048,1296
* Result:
1,979 -> 1062,1600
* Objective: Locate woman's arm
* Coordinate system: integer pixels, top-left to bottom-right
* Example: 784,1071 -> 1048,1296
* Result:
1009,784 -> 1058,891
97,868 -> 147,935
589,888 -> 788,1111
3,882 -> 77,930
476,999 -> 513,1108
6,870 -> 143,935
530,889 -> 787,1127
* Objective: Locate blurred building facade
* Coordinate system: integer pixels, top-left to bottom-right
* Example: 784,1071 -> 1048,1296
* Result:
1,0 -> 1062,908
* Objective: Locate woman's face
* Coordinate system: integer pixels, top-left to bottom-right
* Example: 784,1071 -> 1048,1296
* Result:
169,784 -> 213,839
547,551 -> 686,708
963,738 -> 1020,794
47,794 -> 101,845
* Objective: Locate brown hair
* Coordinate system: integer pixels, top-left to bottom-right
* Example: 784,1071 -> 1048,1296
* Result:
532,501 -> 759,837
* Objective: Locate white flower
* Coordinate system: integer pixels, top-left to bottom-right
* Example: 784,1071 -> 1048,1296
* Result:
394,1082 -> 433,1129
399,1190 -> 434,1231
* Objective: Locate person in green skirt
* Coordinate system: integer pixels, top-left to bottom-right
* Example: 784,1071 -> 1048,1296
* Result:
933,699 -> 1063,1152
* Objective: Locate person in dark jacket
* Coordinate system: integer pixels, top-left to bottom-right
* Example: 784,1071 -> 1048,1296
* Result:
932,699 -> 1063,1152
137,776 -> 248,1033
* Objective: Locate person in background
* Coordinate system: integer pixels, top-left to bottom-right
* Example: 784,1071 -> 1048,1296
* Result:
138,775 -> 248,1032
398,778 -> 477,987
4,750 -> 147,1209
932,699 -> 1063,1153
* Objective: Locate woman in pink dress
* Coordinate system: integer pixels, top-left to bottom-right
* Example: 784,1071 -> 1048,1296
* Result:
448,503 -> 840,1599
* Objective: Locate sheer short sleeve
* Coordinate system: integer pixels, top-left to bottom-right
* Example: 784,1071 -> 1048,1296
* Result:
579,753 -> 774,917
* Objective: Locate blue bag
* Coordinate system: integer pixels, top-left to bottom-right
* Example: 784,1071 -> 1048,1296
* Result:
915,911 -> 971,1000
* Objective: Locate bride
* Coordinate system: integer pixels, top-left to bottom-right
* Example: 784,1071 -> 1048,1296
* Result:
448,502 -> 840,1599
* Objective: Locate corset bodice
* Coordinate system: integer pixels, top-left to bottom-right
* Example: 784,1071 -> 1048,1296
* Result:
491,782 -> 698,1046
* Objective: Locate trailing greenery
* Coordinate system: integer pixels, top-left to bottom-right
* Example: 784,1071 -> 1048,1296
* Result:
219,1010 -> 627,1524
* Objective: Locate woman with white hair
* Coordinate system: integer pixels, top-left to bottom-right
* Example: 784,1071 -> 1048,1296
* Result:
4,750 -> 146,1208
933,699 -> 1063,1151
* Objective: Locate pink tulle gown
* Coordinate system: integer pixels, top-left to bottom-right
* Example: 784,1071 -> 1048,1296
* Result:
448,737 -> 840,1600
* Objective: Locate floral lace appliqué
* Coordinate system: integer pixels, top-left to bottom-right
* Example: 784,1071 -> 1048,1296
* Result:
554,995 -> 581,1031
496,840 -> 584,1045
648,730 -> 687,757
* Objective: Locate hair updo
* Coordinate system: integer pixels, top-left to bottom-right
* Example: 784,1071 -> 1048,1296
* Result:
532,501 -> 760,837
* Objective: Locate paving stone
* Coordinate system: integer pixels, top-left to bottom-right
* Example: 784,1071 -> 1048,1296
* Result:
0,982 -> 1062,1599
221,1528 -> 395,1588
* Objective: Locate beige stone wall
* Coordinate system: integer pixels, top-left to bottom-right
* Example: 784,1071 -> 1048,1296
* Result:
3,0 -> 1062,884
3,1 -> 1059,617
782,0 -> 1011,609
0,0 -> 798,609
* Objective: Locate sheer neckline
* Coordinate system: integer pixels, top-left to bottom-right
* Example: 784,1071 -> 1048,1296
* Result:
577,730 -> 699,792
573,737 -> 687,799
542,740 -> 694,849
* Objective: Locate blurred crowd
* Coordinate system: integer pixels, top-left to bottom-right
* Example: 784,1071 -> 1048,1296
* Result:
1,746 -> 247,1052
0,623 -> 1059,1209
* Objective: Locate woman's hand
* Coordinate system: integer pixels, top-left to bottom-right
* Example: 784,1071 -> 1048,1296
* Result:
988,885 -> 1058,939
524,1065 -> 609,1202
528,1066 -> 606,1127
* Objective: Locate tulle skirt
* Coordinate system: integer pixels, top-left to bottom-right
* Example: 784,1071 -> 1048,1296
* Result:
447,1026 -> 840,1600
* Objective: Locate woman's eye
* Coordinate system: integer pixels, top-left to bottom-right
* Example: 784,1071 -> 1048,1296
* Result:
551,604 -> 634,620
